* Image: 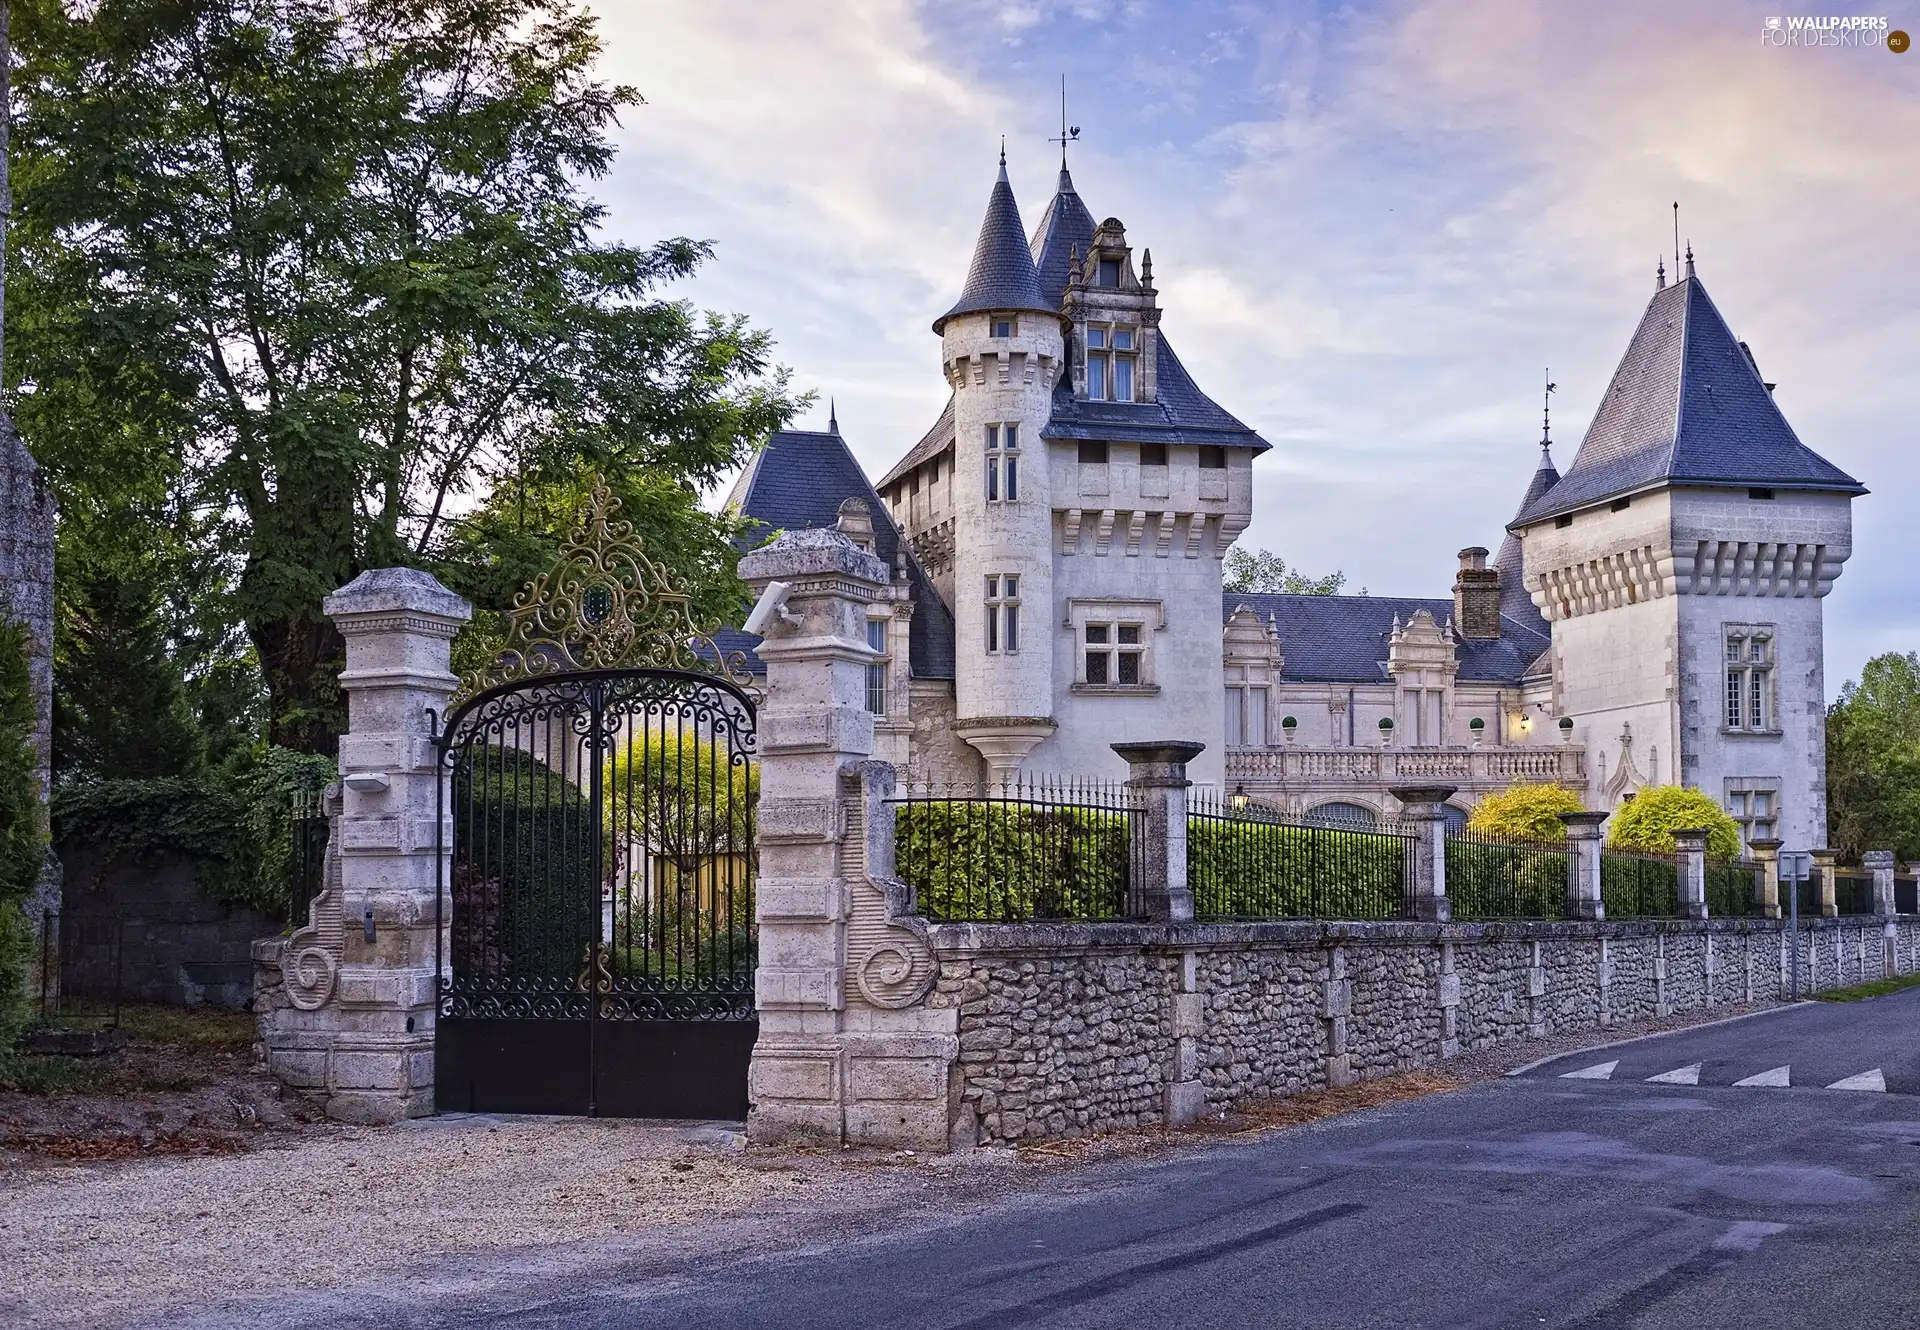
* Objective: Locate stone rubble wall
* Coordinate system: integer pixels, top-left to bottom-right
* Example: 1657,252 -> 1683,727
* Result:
927,917 -> 1920,1147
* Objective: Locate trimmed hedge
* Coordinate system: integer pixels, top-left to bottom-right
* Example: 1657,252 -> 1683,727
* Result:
895,802 -> 1131,921
1447,838 -> 1568,920
1188,818 -> 1408,919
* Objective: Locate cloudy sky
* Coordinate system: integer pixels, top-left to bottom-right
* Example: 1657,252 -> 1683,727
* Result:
587,0 -> 1916,695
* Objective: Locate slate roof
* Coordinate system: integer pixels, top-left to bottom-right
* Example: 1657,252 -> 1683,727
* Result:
1493,445 -> 1559,635
724,426 -> 955,680
1029,164 -> 1097,309
875,394 -> 954,492
931,158 -> 1055,335
1512,270 -> 1865,527
1043,335 -> 1271,452
1222,594 -> 1550,685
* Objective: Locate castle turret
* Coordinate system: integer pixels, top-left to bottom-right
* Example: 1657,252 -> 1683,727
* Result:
1509,257 -> 1865,848
937,155 -> 1065,782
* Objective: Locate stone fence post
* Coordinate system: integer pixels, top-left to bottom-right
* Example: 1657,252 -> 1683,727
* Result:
257,568 -> 470,1123
740,528 -> 955,1150
1559,811 -> 1606,920
1114,741 -> 1204,922
1864,850 -> 1896,917
1810,848 -> 1840,919
1672,829 -> 1708,920
1390,785 -> 1456,923
1747,838 -> 1782,919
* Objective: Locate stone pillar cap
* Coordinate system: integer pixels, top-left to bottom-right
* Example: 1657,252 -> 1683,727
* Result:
1112,740 -> 1206,766
1808,847 -> 1841,862
1670,827 -> 1709,844
1861,849 -> 1896,867
324,567 -> 472,623
1745,838 -> 1783,852
1388,784 -> 1459,806
739,527 -> 889,587
1558,810 -> 1608,830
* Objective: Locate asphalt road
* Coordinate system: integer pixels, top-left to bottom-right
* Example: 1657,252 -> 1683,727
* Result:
438,988 -> 1920,1330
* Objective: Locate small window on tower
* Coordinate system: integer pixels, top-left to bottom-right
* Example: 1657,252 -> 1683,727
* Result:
1141,443 -> 1168,467
1199,446 -> 1227,469
1555,515 -> 1574,529
1098,258 -> 1121,287
1749,488 -> 1775,500
1079,441 -> 1108,464
992,317 -> 1015,338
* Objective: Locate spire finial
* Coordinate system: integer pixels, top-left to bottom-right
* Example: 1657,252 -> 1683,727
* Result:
1672,201 -> 1680,280
829,397 -> 838,435
1656,255 -> 1666,291
1684,241 -> 1694,278
997,138 -> 1007,183
1047,75 -> 1081,171
1541,369 -> 1557,452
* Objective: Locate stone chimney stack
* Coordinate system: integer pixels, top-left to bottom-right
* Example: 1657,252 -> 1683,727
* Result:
1453,547 -> 1502,641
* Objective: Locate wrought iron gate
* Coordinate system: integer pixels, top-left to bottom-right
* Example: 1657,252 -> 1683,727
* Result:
433,667 -> 758,1118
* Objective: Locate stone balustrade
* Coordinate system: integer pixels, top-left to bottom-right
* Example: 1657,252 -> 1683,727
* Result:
1225,743 -> 1585,792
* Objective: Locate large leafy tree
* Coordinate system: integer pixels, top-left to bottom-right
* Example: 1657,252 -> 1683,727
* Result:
1222,546 -> 1355,597
11,0 -> 796,754
1827,652 -> 1920,863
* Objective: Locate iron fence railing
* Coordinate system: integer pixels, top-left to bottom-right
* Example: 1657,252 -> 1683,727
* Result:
1833,872 -> 1876,916
1897,875 -> 1918,916
1780,876 -> 1819,917
37,909 -> 126,1029
1601,851 -> 1680,918
892,780 -> 1144,922
1443,829 -> 1568,920
1704,859 -> 1760,918
289,788 -> 331,924
1188,797 -> 1415,920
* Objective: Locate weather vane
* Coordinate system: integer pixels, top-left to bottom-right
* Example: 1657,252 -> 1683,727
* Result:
1047,75 -> 1080,166
1542,369 -> 1556,450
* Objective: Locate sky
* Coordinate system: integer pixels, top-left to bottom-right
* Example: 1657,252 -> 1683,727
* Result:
585,0 -> 1917,696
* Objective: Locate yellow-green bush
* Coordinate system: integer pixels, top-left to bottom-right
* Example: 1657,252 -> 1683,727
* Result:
1465,783 -> 1585,841
1607,785 -> 1742,859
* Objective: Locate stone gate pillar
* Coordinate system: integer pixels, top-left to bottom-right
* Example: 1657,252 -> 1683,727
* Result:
1673,829 -> 1708,921
740,529 -> 956,1150
1811,848 -> 1840,919
1559,811 -> 1606,921
256,568 -> 470,1123
1747,839 -> 1783,919
1390,785 -> 1456,922
1864,850 -> 1896,917
1113,741 -> 1204,922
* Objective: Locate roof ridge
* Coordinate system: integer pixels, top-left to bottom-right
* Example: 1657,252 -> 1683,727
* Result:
1663,275 -> 1692,481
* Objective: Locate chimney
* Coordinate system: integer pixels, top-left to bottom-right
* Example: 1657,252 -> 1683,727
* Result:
1453,547 -> 1501,641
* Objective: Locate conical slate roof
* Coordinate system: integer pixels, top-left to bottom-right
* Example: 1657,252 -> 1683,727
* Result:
1513,268 -> 1864,527
1493,444 -> 1559,633
1028,164 -> 1097,309
931,157 -> 1054,334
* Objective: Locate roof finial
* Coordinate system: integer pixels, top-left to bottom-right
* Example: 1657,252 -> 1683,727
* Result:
1672,201 -> 1680,282
1047,75 -> 1081,171
1140,248 -> 1153,288
1541,369 -> 1557,453
997,138 -> 1007,183
829,397 -> 838,435
1656,255 -> 1666,291
1684,241 -> 1694,278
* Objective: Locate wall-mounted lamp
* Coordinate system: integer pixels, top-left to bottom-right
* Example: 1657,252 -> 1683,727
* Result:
1231,783 -> 1248,812
343,771 -> 390,794
362,905 -> 376,943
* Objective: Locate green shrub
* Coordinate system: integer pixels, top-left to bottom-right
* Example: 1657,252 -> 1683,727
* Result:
1187,818 -> 1408,919
895,802 -> 1131,921
1466,783 -> 1585,841
1600,851 -> 1679,917
1608,786 -> 1742,859
0,613 -> 47,1049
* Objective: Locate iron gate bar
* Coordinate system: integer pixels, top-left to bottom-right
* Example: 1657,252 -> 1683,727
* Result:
433,667 -> 758,1119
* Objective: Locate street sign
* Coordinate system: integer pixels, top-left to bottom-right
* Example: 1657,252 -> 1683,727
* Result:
1780,849 -> 1813,881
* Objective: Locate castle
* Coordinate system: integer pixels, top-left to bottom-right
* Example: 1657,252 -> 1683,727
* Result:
724,153 -> 1864,852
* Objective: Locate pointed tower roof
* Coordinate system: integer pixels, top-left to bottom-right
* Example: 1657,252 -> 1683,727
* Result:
1512,268 -> 1865,527
932,154 -> 1054,334
1493,443 -> 1559,632
1028,163 -> 1097,308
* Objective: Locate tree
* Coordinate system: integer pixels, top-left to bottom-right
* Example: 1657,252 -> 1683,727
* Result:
1466,783 -> 1584,841
1222,546 -> 1356,596
12,0 -> 798,754
1827,652 -> 1920,862
1608,786 -> 1742,859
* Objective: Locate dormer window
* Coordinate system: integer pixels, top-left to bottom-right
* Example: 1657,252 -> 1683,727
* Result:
991,316 -> 1016,338
1098,258 -> 1120,287
1085,323 -> 1137,402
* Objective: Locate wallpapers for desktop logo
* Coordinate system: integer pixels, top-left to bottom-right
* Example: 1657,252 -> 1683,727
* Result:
1760,15 -> 1908,49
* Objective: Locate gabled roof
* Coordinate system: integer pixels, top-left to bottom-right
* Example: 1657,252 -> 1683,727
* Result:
1029,164 -> 1097,309
931,158 -> 1054,335
725,426 -> 955,680
1513,269 -> 1865,527
1493,444 -> 1559,634
1043,335 -> 1271,451
875,394 -> 954,492
1220,593 -> 1550,685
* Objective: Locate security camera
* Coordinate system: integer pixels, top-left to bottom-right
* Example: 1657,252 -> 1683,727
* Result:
744,581 -> 801,637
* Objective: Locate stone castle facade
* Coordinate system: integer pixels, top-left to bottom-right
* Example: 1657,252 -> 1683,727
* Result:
724,158 -> 1862,851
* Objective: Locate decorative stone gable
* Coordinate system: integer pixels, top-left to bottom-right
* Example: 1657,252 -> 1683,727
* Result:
1063,217 -> 1160,402
1386,609 -> 1458,682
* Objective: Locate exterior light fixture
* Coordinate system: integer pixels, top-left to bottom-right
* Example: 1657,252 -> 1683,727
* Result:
1231,783 -> 1248,811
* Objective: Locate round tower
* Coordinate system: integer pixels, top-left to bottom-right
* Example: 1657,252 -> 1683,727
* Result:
933,156 -> 1063,782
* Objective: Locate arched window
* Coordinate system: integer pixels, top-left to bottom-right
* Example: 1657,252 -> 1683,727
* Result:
1306,801 -> 1378,829
1441,804 -> 1469,833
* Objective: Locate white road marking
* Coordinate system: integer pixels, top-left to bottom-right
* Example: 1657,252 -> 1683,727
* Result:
1713,1220 -> 1790,1253
1732,1066 -> 1792,1088
1559,1060 -> 1619,1081
1825,1069 -> 1886,1092
1645,1063 -> 1702,1085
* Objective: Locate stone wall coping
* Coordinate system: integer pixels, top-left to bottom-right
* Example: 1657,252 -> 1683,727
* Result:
925,913 -> 1864,955
324,567 -> 473,623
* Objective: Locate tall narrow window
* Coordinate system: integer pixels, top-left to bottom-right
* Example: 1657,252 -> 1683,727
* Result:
1083,323 -> 1137,402
985,424 -> 1019,502
1723,627 -> 1775,732
1098,258 -> 1121,287
865,618 -> 888,715
985,576 -> 1019,655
